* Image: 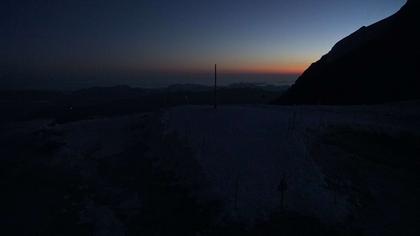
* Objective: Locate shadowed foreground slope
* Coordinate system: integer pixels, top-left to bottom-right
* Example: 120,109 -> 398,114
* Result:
1,103 -> 420,235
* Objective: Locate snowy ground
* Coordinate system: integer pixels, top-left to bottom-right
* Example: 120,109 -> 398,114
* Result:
163,105 -> 343,223
163,104 -> 420,232
2,102 -> 419,235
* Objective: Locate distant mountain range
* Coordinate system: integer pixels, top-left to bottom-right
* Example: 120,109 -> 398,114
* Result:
276,0 -> 420,105
0,84 -> 288,123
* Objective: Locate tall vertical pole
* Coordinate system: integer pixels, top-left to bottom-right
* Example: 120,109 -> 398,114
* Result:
214,64 -> 217,109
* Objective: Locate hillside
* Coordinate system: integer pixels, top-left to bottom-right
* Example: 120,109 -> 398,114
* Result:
277,0 -> 420,105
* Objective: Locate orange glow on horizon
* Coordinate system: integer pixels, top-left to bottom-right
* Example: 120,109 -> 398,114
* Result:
140,64 -> 308,75
121,59 -> 312,75
221,67 -> 305,75
219,63 -> 309,75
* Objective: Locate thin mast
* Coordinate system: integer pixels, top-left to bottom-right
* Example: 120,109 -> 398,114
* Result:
214,64 -> 217,109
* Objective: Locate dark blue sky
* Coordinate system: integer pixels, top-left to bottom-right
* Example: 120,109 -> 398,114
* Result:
1,0 -> 406,87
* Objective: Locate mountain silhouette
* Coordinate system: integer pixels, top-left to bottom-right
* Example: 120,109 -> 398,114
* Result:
276,0 -> 420,105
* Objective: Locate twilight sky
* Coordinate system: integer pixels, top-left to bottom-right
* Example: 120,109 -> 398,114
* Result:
1,0 -> 406,88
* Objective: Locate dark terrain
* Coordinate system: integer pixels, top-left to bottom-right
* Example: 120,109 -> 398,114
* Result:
0,84 -> 287,124
277,0 -> 420,105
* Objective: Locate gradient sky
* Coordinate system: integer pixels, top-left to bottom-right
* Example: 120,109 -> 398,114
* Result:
1,0 -> 406,86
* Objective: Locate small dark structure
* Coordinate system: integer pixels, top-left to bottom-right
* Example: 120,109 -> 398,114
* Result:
278,174 -> 288,210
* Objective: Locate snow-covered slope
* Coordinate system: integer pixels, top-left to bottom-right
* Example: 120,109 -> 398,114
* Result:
163,106 -> 345,222
163,104 -> 420,231
2,103 -> 419,235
